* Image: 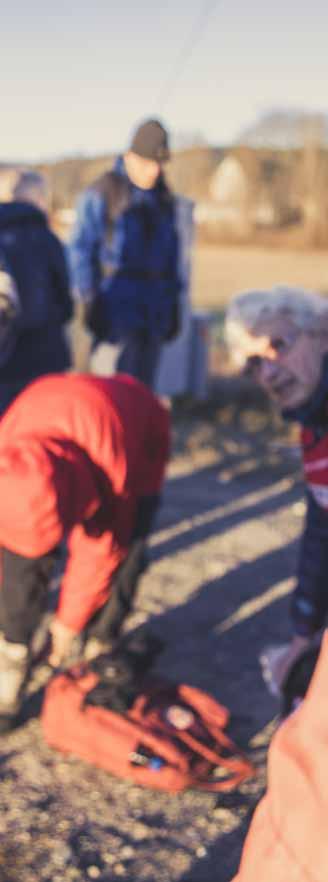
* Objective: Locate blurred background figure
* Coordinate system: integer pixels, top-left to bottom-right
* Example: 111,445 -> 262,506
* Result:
69,118 -> 182,388
0,169 -> 72,414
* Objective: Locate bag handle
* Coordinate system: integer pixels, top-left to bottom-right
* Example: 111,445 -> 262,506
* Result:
174,727 -> 255,792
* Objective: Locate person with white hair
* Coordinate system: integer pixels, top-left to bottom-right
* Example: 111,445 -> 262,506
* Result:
225,285 -> 328,694
0,169 -> 72,413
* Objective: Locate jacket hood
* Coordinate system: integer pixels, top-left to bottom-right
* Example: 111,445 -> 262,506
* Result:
0,438 -> 100,557
0,201 -> 47,229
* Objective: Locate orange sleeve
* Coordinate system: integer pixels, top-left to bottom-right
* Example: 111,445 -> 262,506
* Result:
56,524 -> 127,632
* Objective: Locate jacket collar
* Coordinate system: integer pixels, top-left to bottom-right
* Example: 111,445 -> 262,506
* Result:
283,354 -> 328,428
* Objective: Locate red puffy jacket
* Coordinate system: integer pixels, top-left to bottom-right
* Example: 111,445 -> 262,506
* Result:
232,631 -> 328,882
0,374 -> 170,631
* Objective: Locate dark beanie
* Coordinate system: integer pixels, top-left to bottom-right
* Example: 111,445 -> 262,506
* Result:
129,119 -> 170,162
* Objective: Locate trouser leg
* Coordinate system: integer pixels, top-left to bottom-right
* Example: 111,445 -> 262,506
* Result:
0,548 -> 57,645
85,541 -> 146,644
0,548 -> 56,727
118,333 -> 161,388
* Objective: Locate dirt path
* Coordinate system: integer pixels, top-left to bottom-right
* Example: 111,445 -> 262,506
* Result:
0,412 -> 303,882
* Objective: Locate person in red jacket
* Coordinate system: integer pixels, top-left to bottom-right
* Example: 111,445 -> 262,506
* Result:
0,373 -> 170,730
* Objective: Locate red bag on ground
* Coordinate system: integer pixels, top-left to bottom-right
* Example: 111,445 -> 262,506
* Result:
41,666 -> 255,792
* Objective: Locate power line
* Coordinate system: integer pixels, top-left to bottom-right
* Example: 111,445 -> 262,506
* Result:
157,0 -> 225,112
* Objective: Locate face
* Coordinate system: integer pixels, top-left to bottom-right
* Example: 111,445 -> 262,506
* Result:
236,317 -> 326,410
124,151 -> 162,189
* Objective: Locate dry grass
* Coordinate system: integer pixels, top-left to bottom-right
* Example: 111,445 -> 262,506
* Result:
192,243 -> 328,310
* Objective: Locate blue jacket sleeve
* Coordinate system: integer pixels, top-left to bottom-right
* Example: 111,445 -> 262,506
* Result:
292,490 -> 328,636
69,190 -> 104,301
48,231 -> 73,324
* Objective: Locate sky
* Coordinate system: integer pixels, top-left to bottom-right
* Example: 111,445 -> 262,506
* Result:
1,0 -> 327,162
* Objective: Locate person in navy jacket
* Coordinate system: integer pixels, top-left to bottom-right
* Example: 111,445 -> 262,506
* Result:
0,170 -> 72,413
69,119 -> 181,387
225,286 -> 328,694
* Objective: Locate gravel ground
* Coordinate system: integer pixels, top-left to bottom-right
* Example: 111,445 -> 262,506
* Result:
0,401 -> 304,882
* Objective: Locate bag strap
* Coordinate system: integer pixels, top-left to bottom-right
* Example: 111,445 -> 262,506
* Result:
174,727 -> 255,792
132,687 -> 255,791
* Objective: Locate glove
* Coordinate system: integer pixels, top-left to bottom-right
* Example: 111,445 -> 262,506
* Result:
48,617 -> 77,667
260,635 -> 312,697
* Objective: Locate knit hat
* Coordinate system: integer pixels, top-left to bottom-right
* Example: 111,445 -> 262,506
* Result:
129,119 -> 170,162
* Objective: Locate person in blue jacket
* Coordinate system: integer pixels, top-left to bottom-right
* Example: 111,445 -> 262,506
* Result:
0,170 -> 72,414
69,118 -> 182,387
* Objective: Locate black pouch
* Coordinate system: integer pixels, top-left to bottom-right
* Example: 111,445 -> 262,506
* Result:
85,631 -> 164,713
281,645 -> 321,718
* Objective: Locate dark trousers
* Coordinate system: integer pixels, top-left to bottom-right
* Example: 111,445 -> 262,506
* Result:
0,540 -> 146,647
85,540 -> 146,643
95,333 -> 161,389
0,548 -> 57,645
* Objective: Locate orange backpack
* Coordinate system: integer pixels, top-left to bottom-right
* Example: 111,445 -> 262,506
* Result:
41,665 -> 255,793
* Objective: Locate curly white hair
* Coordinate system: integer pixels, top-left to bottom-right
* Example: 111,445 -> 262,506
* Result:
225,286 -> 328,363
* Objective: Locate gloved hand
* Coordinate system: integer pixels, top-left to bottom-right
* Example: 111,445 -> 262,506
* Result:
260,635 -> 312,697
48,617 -> 77,668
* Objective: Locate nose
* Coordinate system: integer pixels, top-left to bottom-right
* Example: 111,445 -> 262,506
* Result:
258,357 -> 280,385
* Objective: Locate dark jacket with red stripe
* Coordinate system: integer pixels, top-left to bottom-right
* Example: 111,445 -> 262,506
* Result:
287,359 -> 328,636
0,374 -> 169,632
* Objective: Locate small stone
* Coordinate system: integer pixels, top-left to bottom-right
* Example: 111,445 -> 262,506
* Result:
104,853 -> 116,865
120,846 -> 134,859
58,819 -> 71,831
87,867 -> 101,879
18,831 -> 31,843
113,864 -> 126,876
132,822 -> 148,841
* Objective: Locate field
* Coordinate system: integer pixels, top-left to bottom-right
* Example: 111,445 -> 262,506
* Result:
192,243 -> 328,308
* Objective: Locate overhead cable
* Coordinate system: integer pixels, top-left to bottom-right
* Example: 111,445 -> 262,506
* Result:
157,0 -> 224,111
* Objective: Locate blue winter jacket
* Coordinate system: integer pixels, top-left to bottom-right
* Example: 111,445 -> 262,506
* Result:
69,157 -> 181,342
285,358 -> 328,636
0,202 -> 72,412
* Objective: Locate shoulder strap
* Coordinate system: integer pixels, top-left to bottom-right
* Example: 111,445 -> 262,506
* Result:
93,170 -> 132,241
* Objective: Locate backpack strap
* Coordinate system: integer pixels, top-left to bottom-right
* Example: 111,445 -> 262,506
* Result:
93,170 -> 132,243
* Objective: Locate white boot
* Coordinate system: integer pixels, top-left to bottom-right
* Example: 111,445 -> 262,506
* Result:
0,635 -> 29,726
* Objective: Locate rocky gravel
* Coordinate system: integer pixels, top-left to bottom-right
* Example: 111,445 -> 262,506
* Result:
0,402 -> 303,881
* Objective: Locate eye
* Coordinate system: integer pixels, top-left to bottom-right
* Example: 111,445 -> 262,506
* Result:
244,355 -> 262,376
270,337 -> 287,353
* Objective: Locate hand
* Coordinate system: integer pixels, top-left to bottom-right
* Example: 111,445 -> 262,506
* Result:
48,618 -> 77,667
260,636 -> 312,697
